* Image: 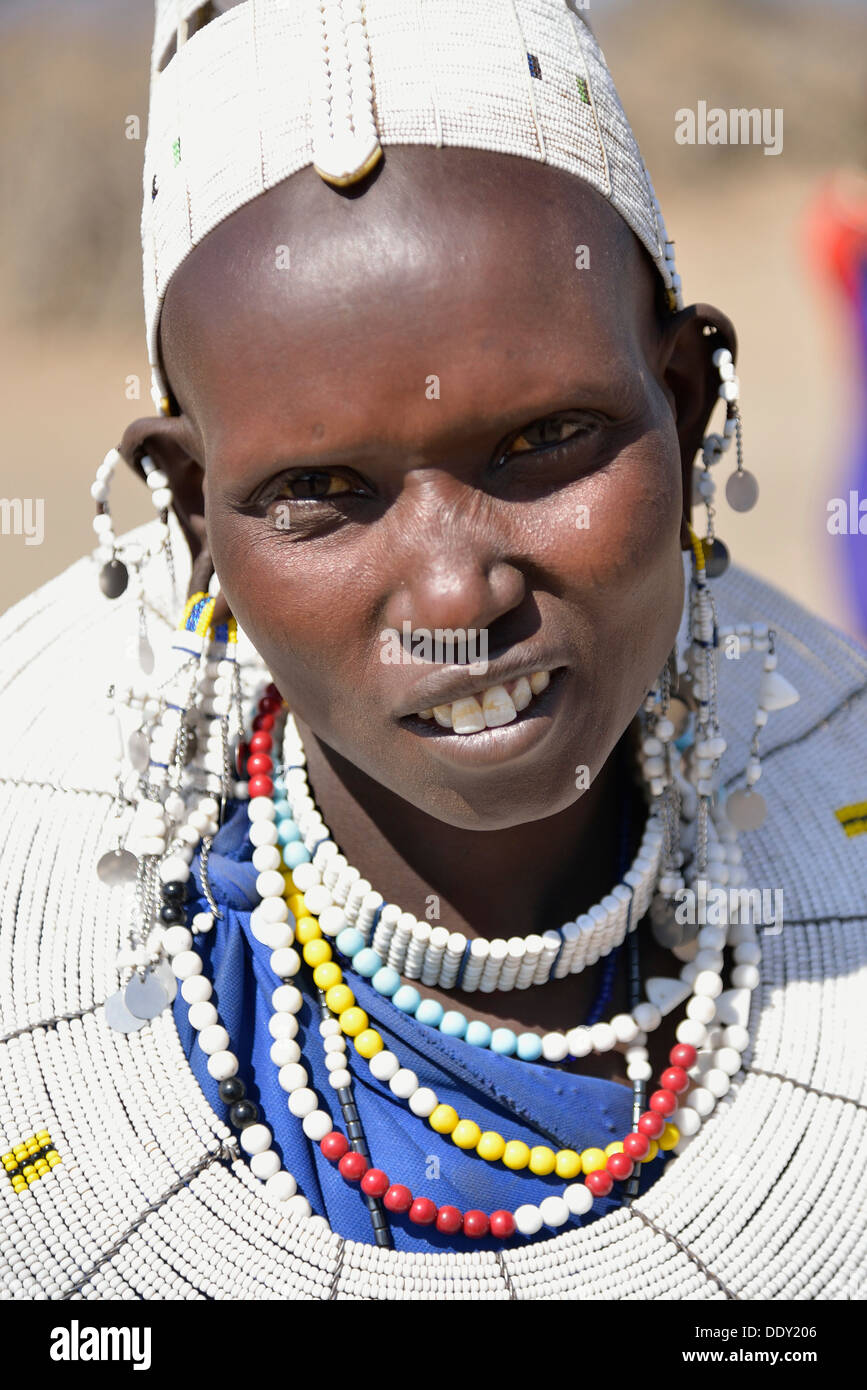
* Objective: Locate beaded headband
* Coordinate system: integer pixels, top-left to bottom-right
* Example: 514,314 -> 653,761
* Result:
143,0 -> 682,412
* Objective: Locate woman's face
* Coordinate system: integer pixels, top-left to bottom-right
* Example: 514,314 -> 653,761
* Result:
160,147 -> 691,830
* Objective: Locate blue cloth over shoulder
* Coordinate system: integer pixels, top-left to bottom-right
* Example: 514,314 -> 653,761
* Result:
174,798 -> 667,1253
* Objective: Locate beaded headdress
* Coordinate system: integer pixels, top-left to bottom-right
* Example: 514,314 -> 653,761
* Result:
142,0 -> 682,411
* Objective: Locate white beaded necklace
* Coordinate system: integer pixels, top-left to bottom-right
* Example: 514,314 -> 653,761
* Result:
267,713 -> 751,1069
275,714 -> 664,994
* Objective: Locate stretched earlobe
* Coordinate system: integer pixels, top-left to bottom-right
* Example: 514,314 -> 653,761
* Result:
658,303 -> 738,550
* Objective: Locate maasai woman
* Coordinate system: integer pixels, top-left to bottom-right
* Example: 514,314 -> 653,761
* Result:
1,0 -> 865,1301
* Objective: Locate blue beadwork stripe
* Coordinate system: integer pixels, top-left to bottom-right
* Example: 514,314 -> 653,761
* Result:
546,927 -> 567,983
186,597 -> 210,631
455,937 -> 474,989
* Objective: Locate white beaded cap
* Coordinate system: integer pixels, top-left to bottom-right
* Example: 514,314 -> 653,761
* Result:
142,0 -> 681,403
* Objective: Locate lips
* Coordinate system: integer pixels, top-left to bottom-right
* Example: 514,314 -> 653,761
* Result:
416,670 -> 552,734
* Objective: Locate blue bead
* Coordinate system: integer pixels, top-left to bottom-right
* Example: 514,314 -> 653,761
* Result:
273,778 -> 286,794
465,1020 -> 493,1048
491,1027 -> 517,1056
336,928 -> 365,960
282,841 -> 311,869
392,985 -> 422,1014
372,966 -> 400,997
415,999 -> 445,1028
440,1010 -> 467,1038
353,947 -> 382,978
276,818 -> 301,845
273,798 -> 293,820
516,1032 -> 544,1061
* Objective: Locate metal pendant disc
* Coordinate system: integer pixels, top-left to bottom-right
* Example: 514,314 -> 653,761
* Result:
98,558 -> 129,599
125,970 -> 169,1020
153,957 -> 178,1004
104,990 -> 148,1033
650,897 -> 695,949
138,634 -> 155,675
128,730 -> 150,771
97,848 -> 139,886
704,537 -> 730,579
726,469 -> 759,513
726,789 -> 767,831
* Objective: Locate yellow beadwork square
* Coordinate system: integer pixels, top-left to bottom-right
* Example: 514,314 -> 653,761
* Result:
834,801 -> 867,837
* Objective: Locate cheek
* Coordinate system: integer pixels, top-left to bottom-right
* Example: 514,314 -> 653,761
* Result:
205,502 -> 369,721
545,427 -> 685,713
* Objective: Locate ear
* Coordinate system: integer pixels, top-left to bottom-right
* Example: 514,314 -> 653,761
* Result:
118,414 -> 232,623
656,303 -> 738,549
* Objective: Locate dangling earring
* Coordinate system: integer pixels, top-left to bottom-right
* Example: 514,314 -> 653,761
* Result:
90,447 -> 177,603
640,650 -> 689,947
141,453 -> 177,601
91,448 -> 127,597
103,589 -> 238,1033
693,340 -> 759,582
722,625 -> 800,832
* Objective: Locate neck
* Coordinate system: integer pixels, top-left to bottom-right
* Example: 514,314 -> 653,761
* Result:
292,719 -> 641,939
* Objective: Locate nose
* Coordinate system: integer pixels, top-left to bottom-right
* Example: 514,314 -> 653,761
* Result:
380,474 -> 526,640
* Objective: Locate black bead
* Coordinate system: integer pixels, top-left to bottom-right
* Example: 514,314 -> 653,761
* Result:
218,1077 -> 245,1104
162,881 -> 187,902
159,903 -> 186,924
181,729 -> 198,766
98,558 -> 128,599
229,1100 -> 259,1129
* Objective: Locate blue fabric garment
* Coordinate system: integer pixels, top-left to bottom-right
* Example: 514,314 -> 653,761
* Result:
174,797 -> 667,1253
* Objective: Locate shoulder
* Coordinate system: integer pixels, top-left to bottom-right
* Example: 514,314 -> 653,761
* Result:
708,562 -> 867,923
0,517 -> 190,792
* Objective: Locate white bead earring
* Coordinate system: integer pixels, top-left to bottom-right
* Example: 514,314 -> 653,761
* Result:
90,447 -> 176,602
721,626 -> 800,831
693,341 -> 760,581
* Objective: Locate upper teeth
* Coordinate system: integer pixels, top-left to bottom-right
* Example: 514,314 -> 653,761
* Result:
417,670 -> 551,734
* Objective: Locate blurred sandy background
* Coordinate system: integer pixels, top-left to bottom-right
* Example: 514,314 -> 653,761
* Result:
1,0 -> 865,635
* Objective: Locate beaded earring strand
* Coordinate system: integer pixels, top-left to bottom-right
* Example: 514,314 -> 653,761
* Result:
91,448 -> 176,603
693,341 -> 758,581
102,592 -> 239,1030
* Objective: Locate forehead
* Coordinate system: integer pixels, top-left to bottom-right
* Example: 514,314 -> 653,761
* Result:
161,145 -> 658,459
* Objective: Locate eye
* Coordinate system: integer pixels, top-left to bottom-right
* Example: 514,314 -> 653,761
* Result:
279,470 -> 354,500
496,413 -> 597,466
